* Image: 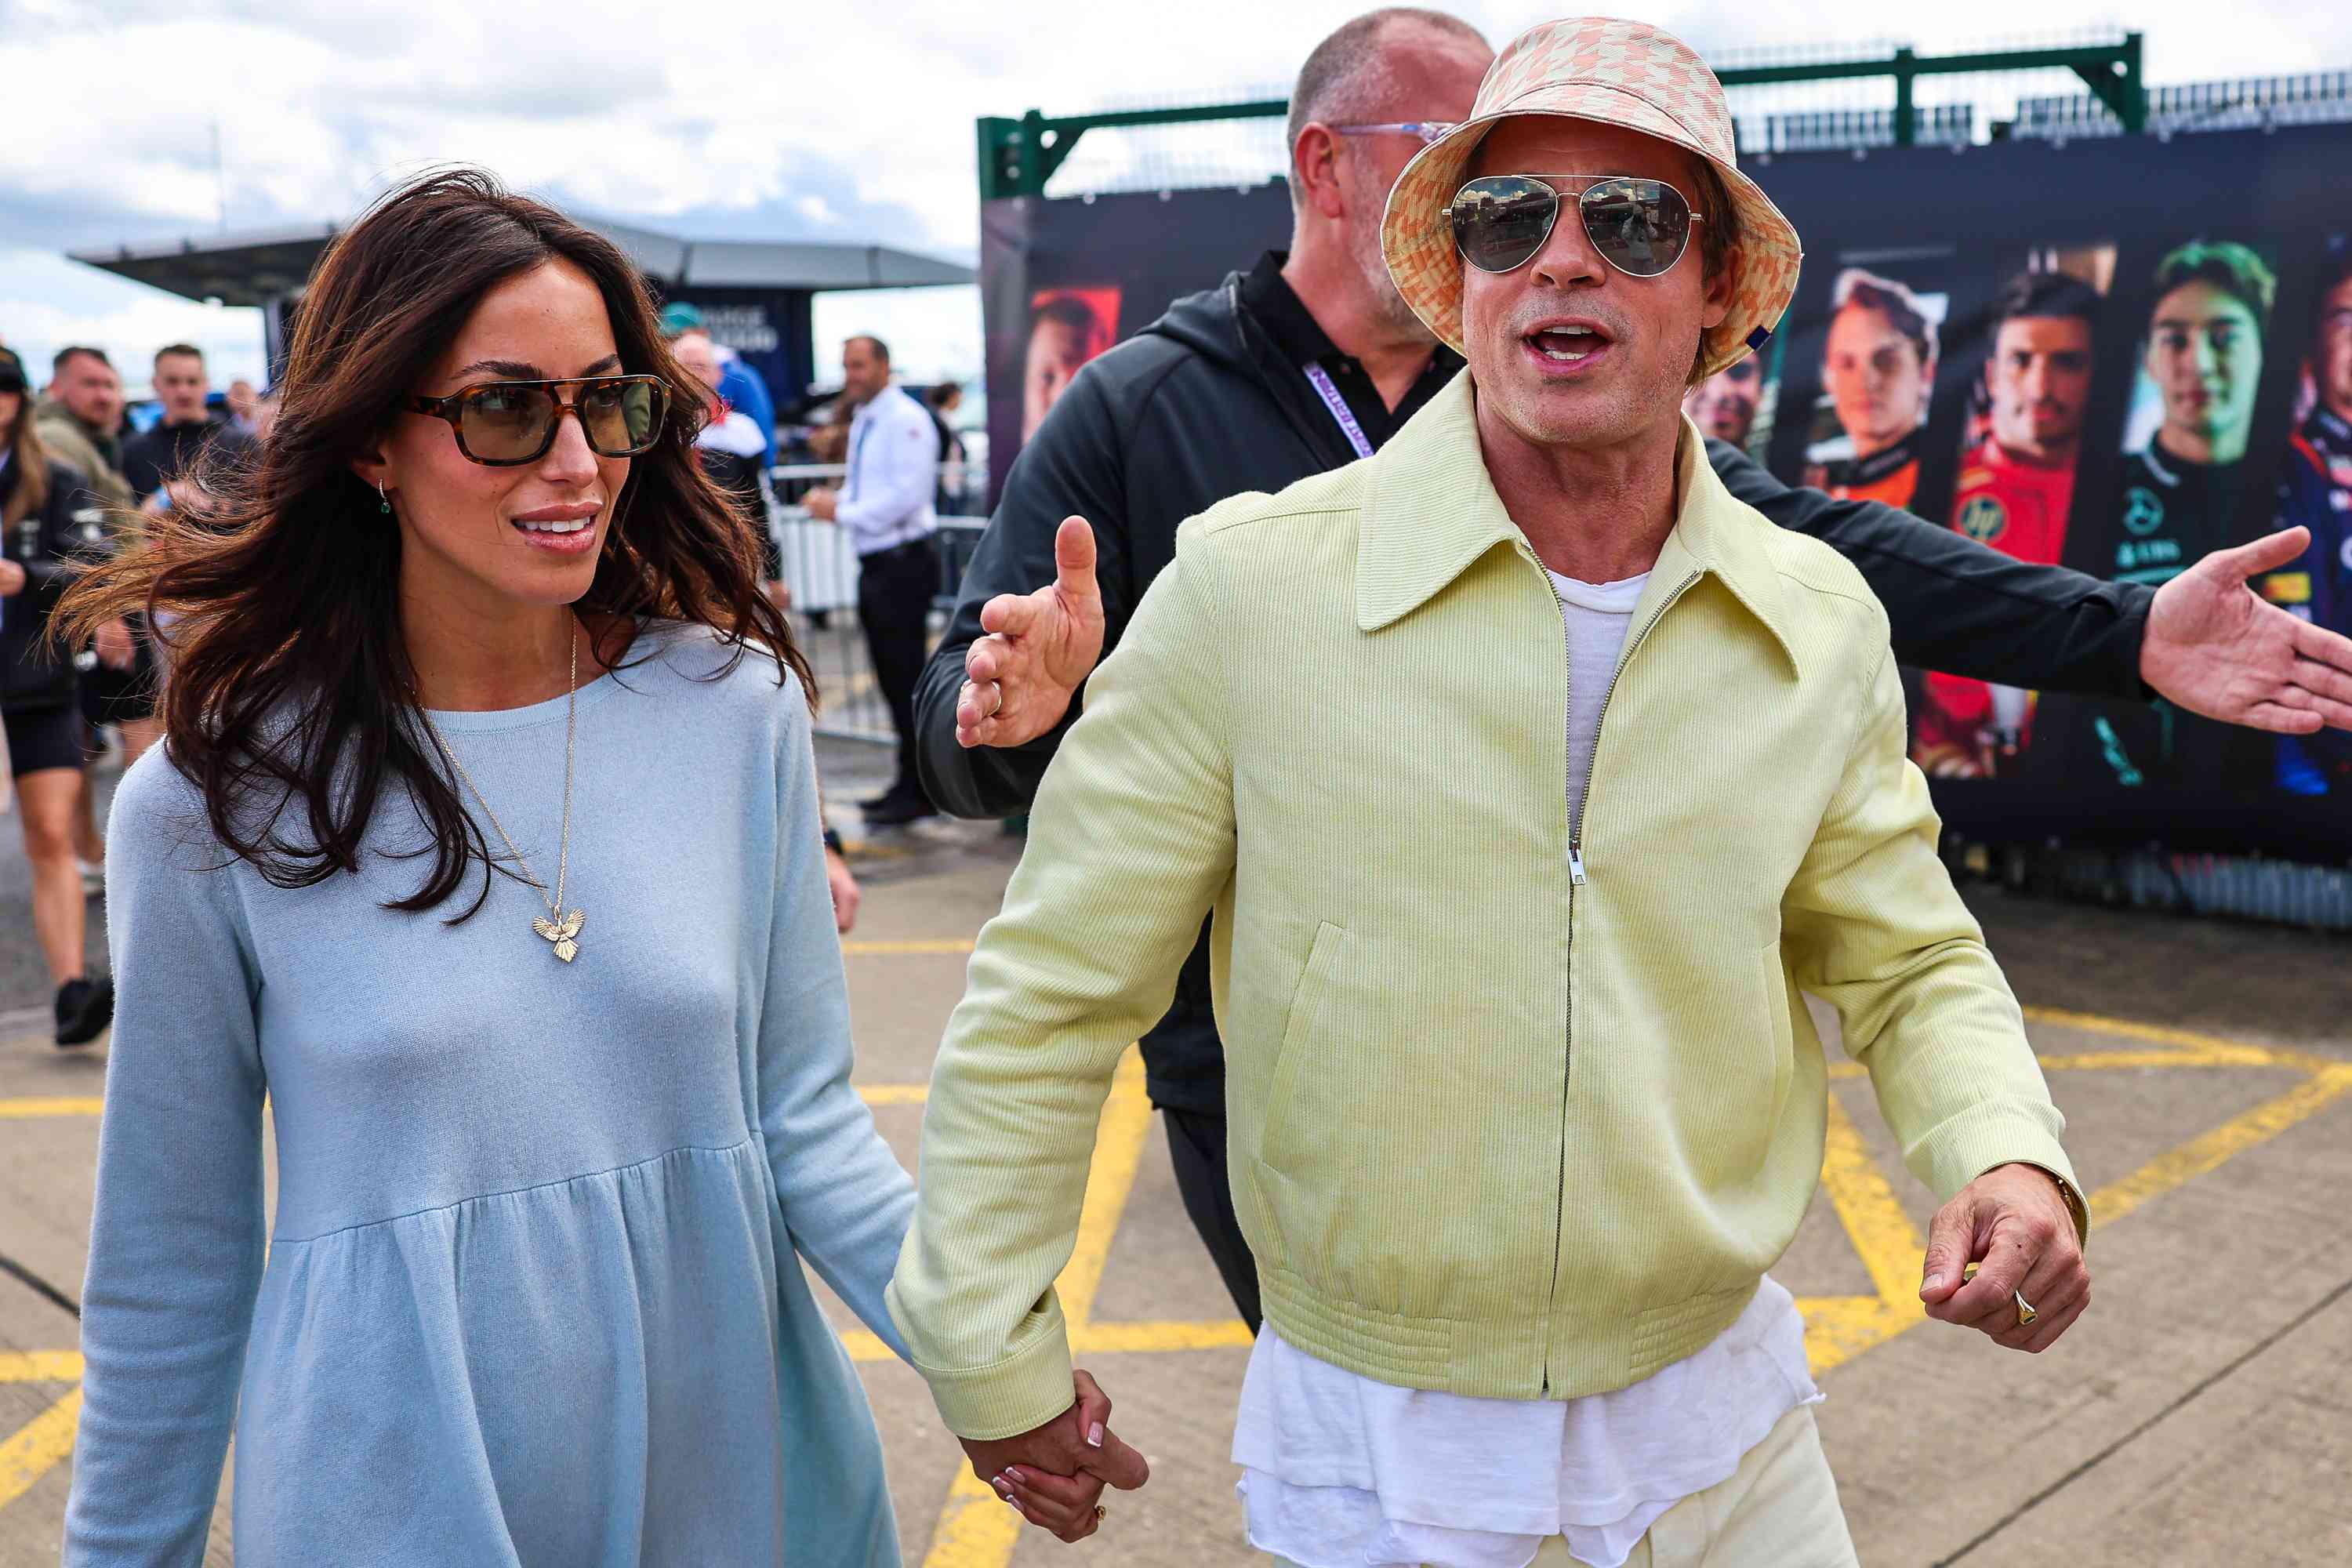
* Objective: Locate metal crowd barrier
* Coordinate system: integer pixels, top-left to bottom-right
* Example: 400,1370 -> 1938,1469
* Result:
765,462 -> 990,742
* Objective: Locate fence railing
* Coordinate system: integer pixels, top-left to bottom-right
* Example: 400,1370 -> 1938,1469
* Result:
2013,68 -> 2352,140
764,460 -> 989,742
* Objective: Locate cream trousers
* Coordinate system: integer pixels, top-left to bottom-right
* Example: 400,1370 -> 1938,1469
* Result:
1276,1400 -> 1859,1568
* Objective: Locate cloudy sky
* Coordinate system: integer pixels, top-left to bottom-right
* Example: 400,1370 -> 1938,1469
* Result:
3,0 -> 2345,394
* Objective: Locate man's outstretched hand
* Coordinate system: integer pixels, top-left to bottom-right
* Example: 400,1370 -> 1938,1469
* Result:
957,1368 -> 1149,1543
956,516 -> 1105,750
2143,528 -> 2352,734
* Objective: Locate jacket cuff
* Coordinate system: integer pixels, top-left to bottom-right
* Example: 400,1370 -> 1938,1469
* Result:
908,1317 -> 1078,1443
1909,1102 -> 2082,1231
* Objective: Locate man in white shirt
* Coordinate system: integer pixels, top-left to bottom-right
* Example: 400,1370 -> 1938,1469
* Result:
806,335 -> 941,824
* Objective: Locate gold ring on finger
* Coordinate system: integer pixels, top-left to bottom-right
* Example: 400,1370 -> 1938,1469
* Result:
2015,1291 -> 2037,1329
1093,1504 -> 1107,1523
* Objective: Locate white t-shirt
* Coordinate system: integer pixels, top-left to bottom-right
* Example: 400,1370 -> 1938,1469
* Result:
1230,568 -> 1820,1568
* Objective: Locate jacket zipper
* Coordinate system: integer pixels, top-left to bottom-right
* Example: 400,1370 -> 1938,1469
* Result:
1537,564 -> 1703,1396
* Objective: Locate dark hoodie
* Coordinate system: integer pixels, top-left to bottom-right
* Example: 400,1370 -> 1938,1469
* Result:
914,252 -> 2155,1114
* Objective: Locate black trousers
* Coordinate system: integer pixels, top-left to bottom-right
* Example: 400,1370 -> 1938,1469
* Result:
855,539 -> 935,800
1161,1105 -> 1262,1332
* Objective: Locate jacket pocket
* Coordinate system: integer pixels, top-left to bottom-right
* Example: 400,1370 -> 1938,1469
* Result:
1248,921 -> 1352,1276
1761,937 -> 1796,1135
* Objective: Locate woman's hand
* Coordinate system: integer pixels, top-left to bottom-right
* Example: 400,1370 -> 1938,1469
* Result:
0,557 -> 24,596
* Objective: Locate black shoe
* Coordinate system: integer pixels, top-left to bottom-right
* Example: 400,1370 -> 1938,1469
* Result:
862,792 -> 937,828
858,788 -> 901,809
55,975 -> 114,1048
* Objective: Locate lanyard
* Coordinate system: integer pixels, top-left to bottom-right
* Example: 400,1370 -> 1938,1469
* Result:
1301,362 -> 1374,460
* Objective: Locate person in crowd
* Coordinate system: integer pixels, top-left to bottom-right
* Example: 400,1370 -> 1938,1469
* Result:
2089,240 -> 2278,786
57,167 -> 1116,1561
95,343 -> 249,788
1805,267 -> 1936,506
1,345 -> 114,1047
1022,295 -> 1112,444
1681,351 -> 1761,445
121,342 -> 261,503
35,347 -> 132,519
31,345 -> 136,891
927,380 -> 970,513
2266,250 -> 2352,793
677,328 -> 869,927
912,3 -> 2352,1353
1916,270 -> 2102,777
891,24 -> 2094,1563
660,301 -> 778,467
673,328 -> 778,573
804,336 -> 942,826
225,377 -> 263,436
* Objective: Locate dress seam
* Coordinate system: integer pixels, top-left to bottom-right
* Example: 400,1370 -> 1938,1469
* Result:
270,1136 -> 756,1244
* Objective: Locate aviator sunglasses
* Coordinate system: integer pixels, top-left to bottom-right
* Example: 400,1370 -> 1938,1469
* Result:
1446,174 -> 1704,279
403,374 -> 669,466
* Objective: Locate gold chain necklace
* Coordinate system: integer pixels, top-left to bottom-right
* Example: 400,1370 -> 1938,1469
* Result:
415,626 -> 585,963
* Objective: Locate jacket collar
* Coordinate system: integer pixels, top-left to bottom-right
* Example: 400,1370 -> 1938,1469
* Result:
1354,368 -> 1800,677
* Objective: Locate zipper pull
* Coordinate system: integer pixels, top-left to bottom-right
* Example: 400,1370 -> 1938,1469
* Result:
1568,846 -> 1588,885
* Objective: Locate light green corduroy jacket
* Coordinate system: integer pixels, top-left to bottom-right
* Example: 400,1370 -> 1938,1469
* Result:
887,370 -> 2078,1441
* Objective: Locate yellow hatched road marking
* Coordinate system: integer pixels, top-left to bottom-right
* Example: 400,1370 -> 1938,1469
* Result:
2086,1064 -> 2352,1228
0,1097 -> 104,1119
0,1391 -> 82,1509
0,1353 -> 82,1383
917,1048 -> 1151,1568
7,1005 -> 2349,1532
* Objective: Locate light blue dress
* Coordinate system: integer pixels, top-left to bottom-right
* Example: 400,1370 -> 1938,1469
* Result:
66,624 -> 914,1565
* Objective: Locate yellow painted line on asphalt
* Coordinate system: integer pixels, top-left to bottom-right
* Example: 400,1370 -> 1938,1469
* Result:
0,1352 -> 82,1383
0,1389 -> 82,1508
0,1097 -> 104,1119
1073,1319 -> 1257,1354
2086,1063 -> 2352,1229
917,1047 -> 1151,1568
1819,1094 -> 1928,1308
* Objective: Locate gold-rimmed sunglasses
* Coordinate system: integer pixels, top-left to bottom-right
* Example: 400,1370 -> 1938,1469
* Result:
1446,174 -> 1705,279
402,374 -> 669,466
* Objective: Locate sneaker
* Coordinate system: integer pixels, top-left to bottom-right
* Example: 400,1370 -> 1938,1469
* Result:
862,792 -> 937,828
78,857 -> 106,895
55,975 -> 115,1049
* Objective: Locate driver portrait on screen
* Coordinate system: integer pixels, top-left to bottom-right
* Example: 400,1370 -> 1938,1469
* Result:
1915,271 -> 2101,778
2109,240 -> 2274,588
1805,267 -> 1937,507
1022,293 -> 1114,444
1682,355 -> 1762,447
2263,249 -> 2352,794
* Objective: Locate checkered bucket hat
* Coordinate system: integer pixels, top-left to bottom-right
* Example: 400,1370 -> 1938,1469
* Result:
1381,16 -> 1803,380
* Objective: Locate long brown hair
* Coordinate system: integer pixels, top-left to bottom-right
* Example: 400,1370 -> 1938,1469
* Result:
0,347 -> 49,528
57,167 -> 814,920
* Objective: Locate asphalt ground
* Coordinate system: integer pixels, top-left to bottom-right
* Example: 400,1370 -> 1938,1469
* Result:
3,735 -> 2350,1565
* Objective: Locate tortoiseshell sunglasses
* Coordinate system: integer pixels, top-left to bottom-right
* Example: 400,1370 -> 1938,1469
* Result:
402,374 -> 669,466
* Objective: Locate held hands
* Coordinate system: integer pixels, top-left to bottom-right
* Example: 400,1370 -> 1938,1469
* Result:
2143,528 -> 2352,734
956,516 -> 1105,750
1919,1163 -> 2089,1354
958,1369 -> 1149,1544
803,486 -> 840,522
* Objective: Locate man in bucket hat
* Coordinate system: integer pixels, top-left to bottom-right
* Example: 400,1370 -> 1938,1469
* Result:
891,19 -> 2087,1563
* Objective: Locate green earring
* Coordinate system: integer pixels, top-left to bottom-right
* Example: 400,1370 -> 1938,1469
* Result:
378,481 -> 391,515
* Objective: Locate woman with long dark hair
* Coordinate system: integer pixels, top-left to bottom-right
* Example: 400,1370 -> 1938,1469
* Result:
1,344 -> 114,1046
54,169 -> 1117,1563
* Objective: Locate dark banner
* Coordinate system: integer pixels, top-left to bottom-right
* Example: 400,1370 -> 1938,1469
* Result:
979,125 -> 2352,862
